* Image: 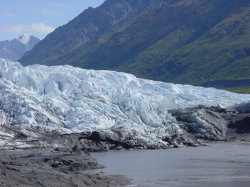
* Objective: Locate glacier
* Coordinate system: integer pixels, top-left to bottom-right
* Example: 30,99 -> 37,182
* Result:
0,58 -> 250,147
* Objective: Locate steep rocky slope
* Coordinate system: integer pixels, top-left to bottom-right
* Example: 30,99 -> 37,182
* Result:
20,0 -> 250,90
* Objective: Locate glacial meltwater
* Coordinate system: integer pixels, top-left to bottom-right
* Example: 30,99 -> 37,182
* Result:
90,143 -> 250,187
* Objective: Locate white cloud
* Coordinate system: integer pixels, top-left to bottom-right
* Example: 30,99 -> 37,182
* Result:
40,9 -> 56,16
4,13 -> 16,18
0,23 -> 55,35
55,3 -> 71,8
31,23 -> 55,35
0,25 -> 26,33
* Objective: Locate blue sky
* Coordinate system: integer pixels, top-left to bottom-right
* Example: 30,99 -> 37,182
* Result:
0,0 -> 105,41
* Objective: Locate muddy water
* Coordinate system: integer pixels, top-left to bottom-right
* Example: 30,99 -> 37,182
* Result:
91,143 -> 250,187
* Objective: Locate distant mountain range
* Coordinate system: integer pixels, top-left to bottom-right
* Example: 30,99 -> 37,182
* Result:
0,34 -> 40,61
19,0 -> 250,92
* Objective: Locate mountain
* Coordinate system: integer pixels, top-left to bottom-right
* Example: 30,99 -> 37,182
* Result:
1,59 -> 250,148
0,34 -> 40,61
19,0 -> 250,91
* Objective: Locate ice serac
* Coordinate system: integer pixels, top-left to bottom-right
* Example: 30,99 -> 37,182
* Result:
0,58 -> 250,147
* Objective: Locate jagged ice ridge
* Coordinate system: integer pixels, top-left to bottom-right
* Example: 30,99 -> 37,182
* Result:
0,58 -> 250,146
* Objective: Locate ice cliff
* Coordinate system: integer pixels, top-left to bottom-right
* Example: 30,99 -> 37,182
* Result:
0,58 -> 250,147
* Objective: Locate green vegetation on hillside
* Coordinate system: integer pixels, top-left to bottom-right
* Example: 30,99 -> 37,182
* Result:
20,0 -> 250,90
226,87 -> 250,94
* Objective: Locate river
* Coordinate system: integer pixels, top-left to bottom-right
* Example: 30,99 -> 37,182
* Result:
90,142 -> 250,187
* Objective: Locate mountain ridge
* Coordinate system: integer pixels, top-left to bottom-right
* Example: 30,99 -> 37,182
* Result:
20,0 -> 250,91
0,34 -> 40,61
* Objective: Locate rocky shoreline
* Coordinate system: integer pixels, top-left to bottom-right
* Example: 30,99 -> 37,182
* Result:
0,104 -> 250,186
0,150 -> 131,187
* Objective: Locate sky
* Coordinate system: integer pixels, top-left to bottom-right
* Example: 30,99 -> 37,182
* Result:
0,0 -> 105,41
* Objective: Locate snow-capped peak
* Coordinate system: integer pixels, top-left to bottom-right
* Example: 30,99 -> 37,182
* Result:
18,34 -> 34,45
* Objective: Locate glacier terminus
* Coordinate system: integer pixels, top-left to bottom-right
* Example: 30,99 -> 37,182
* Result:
0,58 -> 250,149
